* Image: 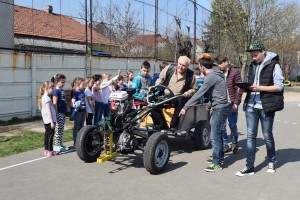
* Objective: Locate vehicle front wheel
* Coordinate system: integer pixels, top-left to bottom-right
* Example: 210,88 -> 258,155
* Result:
143,132 -> 170,174
194,121 -> 211,150
76,125 -> 102,163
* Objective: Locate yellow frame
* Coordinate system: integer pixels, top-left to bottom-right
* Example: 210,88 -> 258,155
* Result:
97,132 -> 118,163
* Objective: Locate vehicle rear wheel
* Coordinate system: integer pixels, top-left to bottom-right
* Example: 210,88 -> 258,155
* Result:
194,121 -> 211,150
143,132 -> 170,174
76,125 -> 102,163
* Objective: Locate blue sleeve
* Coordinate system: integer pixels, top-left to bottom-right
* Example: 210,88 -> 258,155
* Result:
183,76 -> 212,110
53,89 -> 60,97
273,63 -> 284,92
132,77 -> 144,101
152,73 -> 159,85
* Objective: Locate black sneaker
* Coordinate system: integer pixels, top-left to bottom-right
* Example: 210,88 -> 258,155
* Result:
267,162 -> 276,173
236,166 -> 255,177
205,164 -> 223,172
232,142 -> 239,154
223,145 -> 231,153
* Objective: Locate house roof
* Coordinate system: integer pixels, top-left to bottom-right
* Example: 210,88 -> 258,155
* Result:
130,34 -> 167,47
14,6 -> 114,45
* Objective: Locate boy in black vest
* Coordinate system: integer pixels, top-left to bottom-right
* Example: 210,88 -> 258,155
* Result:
236,40 -> 284,177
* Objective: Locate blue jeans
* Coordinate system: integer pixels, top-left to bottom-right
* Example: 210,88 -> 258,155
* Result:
245,106 -> 276,168
221,102 -> 239,145
93,101 -> 103,126
210,107 -> 228,165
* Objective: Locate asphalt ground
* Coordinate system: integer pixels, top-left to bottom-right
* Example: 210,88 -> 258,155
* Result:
0,90 -> 300,200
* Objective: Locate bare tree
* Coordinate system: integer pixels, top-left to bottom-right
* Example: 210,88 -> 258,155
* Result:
206,0 -> 300,80
79,0 -> 141,56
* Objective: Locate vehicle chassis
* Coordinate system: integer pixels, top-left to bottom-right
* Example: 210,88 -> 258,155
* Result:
75,86 -> 211,174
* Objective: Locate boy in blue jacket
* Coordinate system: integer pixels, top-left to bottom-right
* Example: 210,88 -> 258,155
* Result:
132,61 -> 152,102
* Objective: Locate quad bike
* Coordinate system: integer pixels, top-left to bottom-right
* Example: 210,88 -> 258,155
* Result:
75,85 -> 211,174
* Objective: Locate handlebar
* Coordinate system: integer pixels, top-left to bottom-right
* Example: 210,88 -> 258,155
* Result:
146,85 -> 183,107
147,94 -> 184,107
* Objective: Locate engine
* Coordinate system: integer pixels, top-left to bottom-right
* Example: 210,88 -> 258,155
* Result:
109,90 -> 138,154
109,89 -> 137,131
109,91 -> 131,115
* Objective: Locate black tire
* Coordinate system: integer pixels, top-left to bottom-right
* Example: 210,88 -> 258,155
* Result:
76,125 -> 102,163
143,132 -> 170,174
194,121 -> 211,150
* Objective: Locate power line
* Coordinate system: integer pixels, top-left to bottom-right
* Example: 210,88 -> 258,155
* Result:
187,0 -> 212,13
132,0 -> 207,28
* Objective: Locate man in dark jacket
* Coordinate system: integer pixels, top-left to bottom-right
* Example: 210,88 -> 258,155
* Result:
216,55 -> 243,154
236,40 -> 284,177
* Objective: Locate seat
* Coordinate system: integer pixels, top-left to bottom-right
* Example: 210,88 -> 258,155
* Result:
133,100 -> 147,124
133,100 -> 147,109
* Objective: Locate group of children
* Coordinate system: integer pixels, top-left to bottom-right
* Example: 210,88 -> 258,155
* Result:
37,69 -> 135,157
37,61 -> 206,157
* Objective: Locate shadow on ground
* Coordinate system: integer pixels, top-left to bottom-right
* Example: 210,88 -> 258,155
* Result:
254,148 -> 300,172
222,138 -> 265,169
106,137 -> 196,174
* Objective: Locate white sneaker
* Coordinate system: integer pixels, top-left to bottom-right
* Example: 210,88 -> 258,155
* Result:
53,145 -> 67,152
267,162 -> 276,173
53,145 -> 60,152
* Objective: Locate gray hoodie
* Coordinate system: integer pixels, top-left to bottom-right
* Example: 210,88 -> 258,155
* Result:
183,69 -> 229,110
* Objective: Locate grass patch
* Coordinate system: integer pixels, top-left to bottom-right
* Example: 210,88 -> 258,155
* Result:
0,129 -> 73,158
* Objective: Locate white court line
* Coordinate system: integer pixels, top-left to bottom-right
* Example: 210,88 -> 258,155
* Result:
0,156 -> 47,171
276,119 -> 299,125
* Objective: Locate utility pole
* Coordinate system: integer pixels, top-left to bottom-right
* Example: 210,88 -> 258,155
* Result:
155,0 -> 158,61
174,17 -> 181,63
126,3 -> 131,70
90,0 -> 93,55
218,3 -> 221,55
193,0 -> 197,67
85,0 -> 88,55
84,0 -> 88,76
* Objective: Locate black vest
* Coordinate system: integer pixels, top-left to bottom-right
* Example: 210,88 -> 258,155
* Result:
163,64 -> 194,94
244,55 -> 284,113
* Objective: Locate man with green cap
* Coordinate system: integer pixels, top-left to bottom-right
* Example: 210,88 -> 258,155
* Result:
236,40 -> 284,177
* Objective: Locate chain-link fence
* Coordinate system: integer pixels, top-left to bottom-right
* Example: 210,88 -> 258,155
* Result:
0,0 -> 212,60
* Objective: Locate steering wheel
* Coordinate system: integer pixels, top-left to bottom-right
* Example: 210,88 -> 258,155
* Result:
149,85 -> 174,103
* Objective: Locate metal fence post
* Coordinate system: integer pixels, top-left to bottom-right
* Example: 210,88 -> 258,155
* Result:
31,53 -> 36,118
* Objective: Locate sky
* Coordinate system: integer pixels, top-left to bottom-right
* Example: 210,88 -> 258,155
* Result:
14,0 -> 212,37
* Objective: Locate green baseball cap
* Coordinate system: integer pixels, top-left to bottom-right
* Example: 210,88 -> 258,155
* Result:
247,40 -> 265,52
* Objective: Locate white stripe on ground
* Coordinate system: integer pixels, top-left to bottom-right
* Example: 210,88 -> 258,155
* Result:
276,120 -> 299,125
0,156 -> 47,171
